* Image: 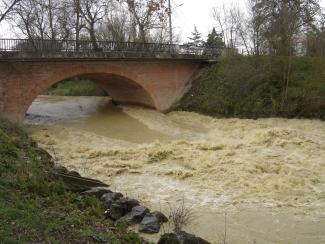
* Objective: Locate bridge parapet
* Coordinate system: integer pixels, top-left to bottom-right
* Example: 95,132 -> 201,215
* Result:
0,39 -> 219,60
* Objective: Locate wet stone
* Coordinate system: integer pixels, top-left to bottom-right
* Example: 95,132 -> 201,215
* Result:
138,213 -> 161,233
67,170 -> 81,177
158,233 -> 179,244
115,197 -> 139,212
81,187 -> 112,198
158,231 -> 210,244
123,206 -> 150,224
101,192 -> 123,208
151,211 -> 168,223
105,197 -> 140,221
106,203 -> 126,221
53,164 -> 68,174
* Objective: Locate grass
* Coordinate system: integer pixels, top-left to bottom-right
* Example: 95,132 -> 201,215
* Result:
0,117 -> 143,243
45,79 -> 107,96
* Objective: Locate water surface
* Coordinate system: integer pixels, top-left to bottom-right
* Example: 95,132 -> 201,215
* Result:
26,95 -> 325,243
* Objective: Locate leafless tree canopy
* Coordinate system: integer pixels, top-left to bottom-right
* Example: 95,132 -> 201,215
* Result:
0,0 -> 20,23
212,0 -> 323,56
3,0 -> 170,43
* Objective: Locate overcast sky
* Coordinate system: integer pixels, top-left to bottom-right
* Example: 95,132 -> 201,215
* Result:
172,0 -> 325,42
172,0 -> 247,41
1,0 -> 325,41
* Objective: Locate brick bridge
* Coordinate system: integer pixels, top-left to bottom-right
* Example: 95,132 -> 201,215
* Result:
0,39 -> 217,120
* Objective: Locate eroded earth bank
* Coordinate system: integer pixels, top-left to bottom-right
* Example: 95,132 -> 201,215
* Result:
26,96 -> 325,244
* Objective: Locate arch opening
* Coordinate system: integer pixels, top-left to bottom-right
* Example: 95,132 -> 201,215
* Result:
24,72 -> 156,119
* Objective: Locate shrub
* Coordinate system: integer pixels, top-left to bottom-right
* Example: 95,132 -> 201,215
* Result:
178,56 -> 325,118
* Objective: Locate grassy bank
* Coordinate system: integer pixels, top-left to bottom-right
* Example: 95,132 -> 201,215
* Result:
177,56 -> 325,118
45,79 -> 107,96
0,118 -> 142,243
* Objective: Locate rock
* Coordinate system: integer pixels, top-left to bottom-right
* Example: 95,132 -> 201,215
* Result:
158,231 -> 210,244
101,192 -> 123,202
123,206 -> 150,224
105,197 -> 139,221
81,187 -> 112,198
139,213 -> 161,233
158,233 -> 179,244
53,164 -> 68,174
106,203 -> 127,220
101,192 -> 123,208
177,231 -> 210,244
151,211 -> 168,223
67,170 -> 81,177
115,197 -> 139,212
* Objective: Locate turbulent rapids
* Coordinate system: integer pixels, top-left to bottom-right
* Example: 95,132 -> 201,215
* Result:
25,95 -> 325,243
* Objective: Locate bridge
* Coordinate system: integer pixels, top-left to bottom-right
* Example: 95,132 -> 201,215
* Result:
0,39 -> 218,120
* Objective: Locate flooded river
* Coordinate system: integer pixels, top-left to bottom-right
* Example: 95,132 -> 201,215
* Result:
25,95 -> 325,244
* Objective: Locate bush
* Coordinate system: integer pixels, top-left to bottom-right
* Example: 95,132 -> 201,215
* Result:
178,56 -> 325,118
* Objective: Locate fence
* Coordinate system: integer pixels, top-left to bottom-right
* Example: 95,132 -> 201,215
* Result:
0,39 -> 219,59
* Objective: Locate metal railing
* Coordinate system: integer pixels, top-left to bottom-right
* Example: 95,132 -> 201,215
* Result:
0,38 -> 220,59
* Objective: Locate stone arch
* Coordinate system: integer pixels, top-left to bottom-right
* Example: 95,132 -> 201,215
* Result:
23,64 -> 157,117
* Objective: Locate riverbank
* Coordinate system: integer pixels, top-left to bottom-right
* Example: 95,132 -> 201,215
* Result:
177,56 -> 325,119
0,118 -> 143,243
45,79 -> 107,96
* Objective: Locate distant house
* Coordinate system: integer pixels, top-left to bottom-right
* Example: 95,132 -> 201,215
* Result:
294,37 -> 307,56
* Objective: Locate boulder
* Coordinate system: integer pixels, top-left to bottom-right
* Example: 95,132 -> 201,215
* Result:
53,164 -> 68,174
101,192 -> 123,208
151,211 -> 168,223
123,206 -> 150,224
106,203 -> 126,220
105,197 -> 140,221
158,231 -> 210,244
81,187 -> 112,198
158,233 -> 179,244
67,170 -> 81,177
115,197 -> 139,212
139,213 -> 161,233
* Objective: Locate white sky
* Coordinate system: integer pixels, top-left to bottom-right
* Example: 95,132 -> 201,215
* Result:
172,0 -> 325,42
172,0 -> 247,41
1,0 -> 325,41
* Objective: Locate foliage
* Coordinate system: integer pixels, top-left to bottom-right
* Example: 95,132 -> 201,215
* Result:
204,28 -> 225,57
177,56 -> 325,118
250,0 -> 321,56
45,79 -> 107,96
0,118 -> 143,243
205,28 -> 224,49
187,25 -> 203,47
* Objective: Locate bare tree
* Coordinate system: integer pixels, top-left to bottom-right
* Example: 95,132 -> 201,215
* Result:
212,4 -> 244,55
119,0 -> 169,42
79,0 -> 106,49
12,0 -> 74,40
0,0 -> 21,23
97,1 -> 132,42
6,0 -> 174,45
251,0 -> 321,56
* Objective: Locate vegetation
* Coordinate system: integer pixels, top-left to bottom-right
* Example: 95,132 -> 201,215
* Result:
1,0 -> 171,43
45,79 -> 107,96
177,55 -> 325,119
0,118 -> 143,243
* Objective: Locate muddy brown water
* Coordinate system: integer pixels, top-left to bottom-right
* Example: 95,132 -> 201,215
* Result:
25,95 -> 325,244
